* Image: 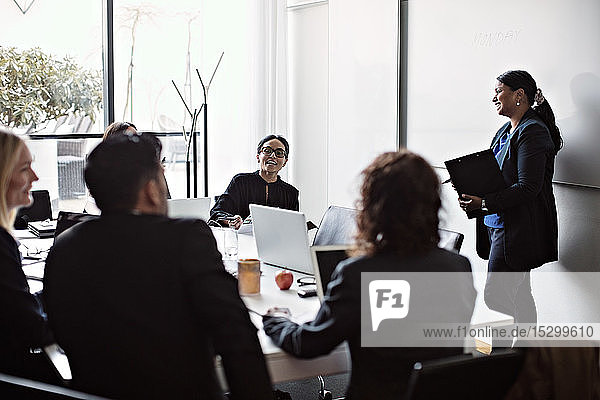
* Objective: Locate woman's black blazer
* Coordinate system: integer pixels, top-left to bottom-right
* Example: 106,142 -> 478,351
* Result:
476,108 -> 558,271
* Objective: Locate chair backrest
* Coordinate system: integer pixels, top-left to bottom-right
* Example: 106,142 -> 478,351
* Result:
167,198 -> 211,221
313,207 -> 465,253
0,372 -> 109,399
438,228 -> 464,253
312,206 -> 358,246
404,349 -> 525,400
14,190 -> 52,229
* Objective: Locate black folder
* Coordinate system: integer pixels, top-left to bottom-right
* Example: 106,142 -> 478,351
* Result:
444,149 -> 506,219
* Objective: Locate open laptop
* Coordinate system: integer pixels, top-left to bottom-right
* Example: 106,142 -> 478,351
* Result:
310,245 -> 351,300
250,204 -> 313,274
167,197 -> 212,221
54,211 -> 99,243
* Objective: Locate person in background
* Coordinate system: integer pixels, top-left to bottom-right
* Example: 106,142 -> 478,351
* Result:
84,121 -> 169,214
44,133 -> 273,399
0,128 -> 55,381
263,150 -> 476,400
209,135 -> 299,229
102,121 -> 137,140
459,70 -> 561,339
104,121 -> 170,200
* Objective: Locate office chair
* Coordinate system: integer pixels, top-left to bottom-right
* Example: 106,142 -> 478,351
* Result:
313,207 -> 465,254
14,190 -> 52,229
313,206 -> 358,246
404,349 -> 525,400
0,372 -> 109,400
438,228 -> 464,253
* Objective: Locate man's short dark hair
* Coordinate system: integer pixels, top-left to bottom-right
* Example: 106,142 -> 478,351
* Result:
85,133 -> 162,212
256,135 -> 289,158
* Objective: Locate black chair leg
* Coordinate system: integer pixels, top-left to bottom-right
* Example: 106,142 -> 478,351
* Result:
318,375 -> 332,400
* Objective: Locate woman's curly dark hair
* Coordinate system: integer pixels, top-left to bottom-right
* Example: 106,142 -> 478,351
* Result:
354,150 -> 441,256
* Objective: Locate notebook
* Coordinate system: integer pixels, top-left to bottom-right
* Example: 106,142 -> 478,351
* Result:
28,220 -> 57,238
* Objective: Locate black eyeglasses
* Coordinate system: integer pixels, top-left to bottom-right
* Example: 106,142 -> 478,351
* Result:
260,146 -> 287,158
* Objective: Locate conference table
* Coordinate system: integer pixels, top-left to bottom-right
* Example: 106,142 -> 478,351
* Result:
17,225 -> 512,387
16,227 -> 351,386
213,228 -> 351,385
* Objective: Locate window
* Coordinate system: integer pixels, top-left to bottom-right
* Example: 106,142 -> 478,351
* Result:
3,0 -> 282,211
1,0 -> 104,135
113,0 -> 277,199
2,0 -> 104,212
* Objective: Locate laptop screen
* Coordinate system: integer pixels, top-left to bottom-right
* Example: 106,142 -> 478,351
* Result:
250,204 -> 313,274
54,211 -> 99,243
310,245 -> 351,300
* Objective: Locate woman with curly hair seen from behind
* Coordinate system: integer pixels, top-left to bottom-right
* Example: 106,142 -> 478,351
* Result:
262,150 -> 476,399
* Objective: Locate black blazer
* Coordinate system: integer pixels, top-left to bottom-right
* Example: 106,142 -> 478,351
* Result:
44,214 -> 272,400
210,171 -> 299,222
0,227 -> 53,375
477,108 -> 558,271
263,248 -> 476,400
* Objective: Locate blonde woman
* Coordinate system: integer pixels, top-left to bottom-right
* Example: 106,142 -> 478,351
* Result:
0,128 -> 54,380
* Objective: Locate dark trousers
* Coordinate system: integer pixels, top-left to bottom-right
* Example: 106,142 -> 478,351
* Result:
484,227 -> 537,326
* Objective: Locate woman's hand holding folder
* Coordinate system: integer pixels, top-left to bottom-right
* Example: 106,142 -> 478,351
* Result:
458,194 -> 482,212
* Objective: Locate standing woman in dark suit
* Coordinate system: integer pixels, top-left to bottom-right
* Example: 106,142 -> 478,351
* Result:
460,70 -> 561,328
0,128 -> 55,379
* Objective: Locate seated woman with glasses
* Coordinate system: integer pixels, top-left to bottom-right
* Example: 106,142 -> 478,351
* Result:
262,150 -> 476,400
210,135 -> 299,229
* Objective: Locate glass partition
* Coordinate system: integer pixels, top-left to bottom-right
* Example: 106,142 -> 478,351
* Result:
27,135 -> 191,215
5,0 -> 275,215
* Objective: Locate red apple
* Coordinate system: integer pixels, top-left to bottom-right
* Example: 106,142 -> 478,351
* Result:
275,270 -> 293,290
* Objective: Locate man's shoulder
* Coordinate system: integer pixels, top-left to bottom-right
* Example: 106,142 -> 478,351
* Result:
128,215 -> 214,241
166,217 -> 215,242
54,214 -> 213,249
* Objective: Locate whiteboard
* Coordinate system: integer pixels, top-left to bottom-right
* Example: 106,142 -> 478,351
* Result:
406,0 -> 600,188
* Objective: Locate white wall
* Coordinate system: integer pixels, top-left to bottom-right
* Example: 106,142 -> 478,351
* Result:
407,0 -> 600,324
328,0 -> 399,208
287,1 -> 329,224
288,0 -> 600,327
287,0 -> 399,223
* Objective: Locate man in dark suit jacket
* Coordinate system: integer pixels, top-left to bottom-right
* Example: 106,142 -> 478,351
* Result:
44,133 -> 272,399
